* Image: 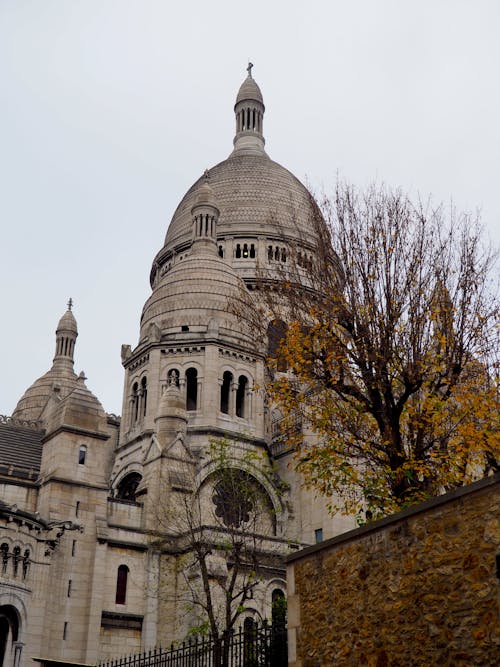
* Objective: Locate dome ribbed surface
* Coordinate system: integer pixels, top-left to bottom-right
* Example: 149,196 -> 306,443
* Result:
12,367 -> 78,422
236,75 -> 263,105
141,252 -> 252,344
161,154 -> 319,253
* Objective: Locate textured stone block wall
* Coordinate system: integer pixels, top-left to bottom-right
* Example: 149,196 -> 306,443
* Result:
287,475 -> 499,667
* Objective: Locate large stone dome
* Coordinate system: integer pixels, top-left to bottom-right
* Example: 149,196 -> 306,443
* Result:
151,69 -> 323,283
159,153 -> 320,255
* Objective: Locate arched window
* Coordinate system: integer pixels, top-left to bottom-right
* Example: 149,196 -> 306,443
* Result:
141,376 -> 148,417
268,246 -> 273,261
22,550 -> 30,580
116,472 -> 142,502
12,547 -> 20,577
236,375 -> 248,418
272,589 -> 287,628
1,543 -> 8,573
186,368 -> 198,411
242,243 -> 249,258
78,445 -> 87,465
235,244 -> 242,259
220,371 -> 233,414
131,382 -> 139,424
115,565 -> 129,605
250,243 -> 256,259
218,245 -> 224,258
267,320 -> 288,372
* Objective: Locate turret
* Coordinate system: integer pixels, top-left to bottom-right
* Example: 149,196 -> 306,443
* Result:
190,171 -> 219,255
232,63 -> 266,155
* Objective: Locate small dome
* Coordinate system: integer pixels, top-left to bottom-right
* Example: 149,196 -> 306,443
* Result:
12,368 -> 78,422
57,308 -> 78,334
236,75 -> 264,106
46,373 -> 106,433
141,250 -> 253,347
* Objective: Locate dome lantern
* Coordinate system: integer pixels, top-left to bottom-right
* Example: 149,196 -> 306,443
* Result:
53,298 -> 78,369
232,63 -> 266,156
190,170 -> 219,254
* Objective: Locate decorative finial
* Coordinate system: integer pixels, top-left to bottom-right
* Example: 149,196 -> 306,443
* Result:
203,169 -> 210,182
67,297 -> 73,311
247,61 -> 253,78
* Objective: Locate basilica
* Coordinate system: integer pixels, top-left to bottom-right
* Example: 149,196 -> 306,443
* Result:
0,68 -> 353,666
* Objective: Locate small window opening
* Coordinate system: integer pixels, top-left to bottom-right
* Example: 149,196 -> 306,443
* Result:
235,244 -> 241,259
274,246 -> 280,260
186,368 -> 198,411
236,375 -> 248,418
12,546 -> 20,577
75,501 -> 80,518
218,245 -> 224,258
281,248 -> 286,262
72,540 -> 76,557
132,382 -> 139,423
141,376 -> 148,417
220,371 -> 233,414
268,246 -> 273,261
63,622 -> 68,640
22,549 -> 30,579
242,243 -> 249,258
1,543 -> 9,573
250,243 -> 256,258
116,564 -> 129,605
315,528 -> 323,543
181,325 -> 189,332
78,445 -> 87,465
67,579 -> 72,597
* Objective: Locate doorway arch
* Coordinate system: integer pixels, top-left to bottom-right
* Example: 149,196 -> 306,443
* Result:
0,604 -> 21,667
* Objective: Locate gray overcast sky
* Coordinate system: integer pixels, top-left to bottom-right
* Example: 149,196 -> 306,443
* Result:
1,0 -> 499,416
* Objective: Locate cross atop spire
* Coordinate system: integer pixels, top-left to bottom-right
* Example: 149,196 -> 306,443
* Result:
247,61 -> 253,78
67,297 -> 73,311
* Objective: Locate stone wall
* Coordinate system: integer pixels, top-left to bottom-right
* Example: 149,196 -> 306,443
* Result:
286,474 -> 500,667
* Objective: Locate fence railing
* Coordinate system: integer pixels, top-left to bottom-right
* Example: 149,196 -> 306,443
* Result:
98,622 -> 287,667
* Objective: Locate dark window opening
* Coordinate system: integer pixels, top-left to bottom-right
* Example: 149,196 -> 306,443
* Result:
141,376 -> 148,417
250,243 -> 256,258
242,243 -> 249,258
63,622 -> 68,640
22,549 -> 30,579
272,589 -> 287,629
181,325 -> 189,332
132,382 -> 139,423
75,501 -> 80,518
236,244 -> 242,259
12,547 -> 20,577
315,528 -> 323,543
186,368 -> 198,411
116,472 -> 142,502
218,245 -> 224,258
268,245 -> 273,261
72,540 -> 76,557
267,320 -> 288,372
1,543 -> 8,574
116,564 -> 129,605
220,371 -> 233,414
236,375 -> 248,418
67,579 -> 72,597
78,445 -> 87,465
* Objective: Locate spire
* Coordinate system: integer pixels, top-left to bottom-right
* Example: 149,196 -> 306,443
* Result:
190,170 -> 219,254
232,63 -> 266,155
53,300 -> 78,368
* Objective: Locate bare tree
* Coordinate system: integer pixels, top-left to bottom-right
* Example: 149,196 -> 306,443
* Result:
150,439 -> 283,665
249,182 -> 499,517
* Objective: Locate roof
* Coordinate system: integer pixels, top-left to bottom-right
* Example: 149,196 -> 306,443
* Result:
0,418 -> 44,479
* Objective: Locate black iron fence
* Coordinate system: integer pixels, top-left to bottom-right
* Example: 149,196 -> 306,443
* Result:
98,622 -> 287,667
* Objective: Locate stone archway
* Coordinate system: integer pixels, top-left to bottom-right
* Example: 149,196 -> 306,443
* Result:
0,606 -> 20,667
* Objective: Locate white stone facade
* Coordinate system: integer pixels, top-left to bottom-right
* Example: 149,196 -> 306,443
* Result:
0,70 -> 354,666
